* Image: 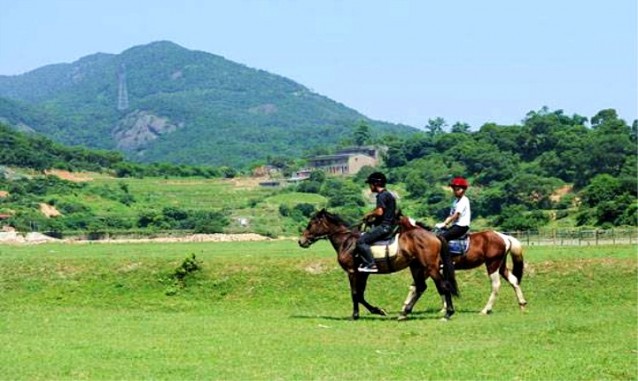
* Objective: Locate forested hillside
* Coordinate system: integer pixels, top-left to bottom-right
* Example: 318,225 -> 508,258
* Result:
0,41 -> 416,167
0,106 -> 636,236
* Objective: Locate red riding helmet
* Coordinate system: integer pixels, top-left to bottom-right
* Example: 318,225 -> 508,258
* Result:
449,177 -> 469,189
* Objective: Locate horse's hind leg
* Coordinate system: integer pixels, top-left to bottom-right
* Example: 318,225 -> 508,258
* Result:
430,267 -> 455,320
399,264 -> 427,321
500,264 -> 527,311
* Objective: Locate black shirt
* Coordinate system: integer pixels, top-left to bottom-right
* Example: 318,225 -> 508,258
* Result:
375,189 -> 397,227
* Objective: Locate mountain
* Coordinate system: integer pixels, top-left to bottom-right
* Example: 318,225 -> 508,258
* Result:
0,41 -> 418,167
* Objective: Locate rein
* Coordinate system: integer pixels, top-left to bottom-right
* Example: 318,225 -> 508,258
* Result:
308,218 -> 357,243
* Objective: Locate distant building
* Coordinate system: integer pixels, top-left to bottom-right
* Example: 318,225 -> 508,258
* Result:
287,169 -> 312,182
308,146 -> 385,176
252,165 -> 280,177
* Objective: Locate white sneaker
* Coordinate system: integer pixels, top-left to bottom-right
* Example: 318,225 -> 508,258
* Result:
358,265 -> 379,273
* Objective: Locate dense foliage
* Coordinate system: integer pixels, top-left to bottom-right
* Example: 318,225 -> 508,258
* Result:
386,108 -> 637,229
0,122 -> 233,178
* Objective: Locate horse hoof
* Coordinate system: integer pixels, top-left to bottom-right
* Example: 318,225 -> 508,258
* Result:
378,308 -> 388,316
479,309 -> 492,315
397,314 -> 408,321
351,314 -> 360,321
439,317 -> 450,322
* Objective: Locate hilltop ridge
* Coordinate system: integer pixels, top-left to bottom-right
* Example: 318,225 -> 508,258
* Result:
0,41 -> 417,167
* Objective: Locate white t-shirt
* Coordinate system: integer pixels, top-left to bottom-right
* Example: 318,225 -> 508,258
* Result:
450,195 -> 471,227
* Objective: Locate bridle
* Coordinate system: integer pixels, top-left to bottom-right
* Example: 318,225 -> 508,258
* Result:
301,216 -> 355,246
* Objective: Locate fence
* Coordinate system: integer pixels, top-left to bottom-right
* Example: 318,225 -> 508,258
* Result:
2,226 -> 637,246
503,228 -> 637,246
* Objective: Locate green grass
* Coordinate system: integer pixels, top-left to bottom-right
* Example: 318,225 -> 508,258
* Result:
0,242 -> 636,380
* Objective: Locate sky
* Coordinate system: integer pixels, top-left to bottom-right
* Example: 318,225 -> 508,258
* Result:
0,0 -> 636,129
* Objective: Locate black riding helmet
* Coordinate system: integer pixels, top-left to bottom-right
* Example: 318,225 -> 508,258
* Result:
365,172 -> 387,186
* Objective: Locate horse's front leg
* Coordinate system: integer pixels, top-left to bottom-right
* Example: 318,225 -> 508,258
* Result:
349,272 -> 386,319
347,272 -> 361,320
358,273 -> 387,317
480,271 -> 501,315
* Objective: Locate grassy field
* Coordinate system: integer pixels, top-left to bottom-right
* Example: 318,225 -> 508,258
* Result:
57,174 -> 328,237
0,241 -> 636,380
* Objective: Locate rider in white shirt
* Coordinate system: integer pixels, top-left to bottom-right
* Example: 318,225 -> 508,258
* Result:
435,177 -> 471,241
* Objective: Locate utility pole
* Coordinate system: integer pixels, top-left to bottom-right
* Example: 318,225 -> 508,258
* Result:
117,63 -> 129,111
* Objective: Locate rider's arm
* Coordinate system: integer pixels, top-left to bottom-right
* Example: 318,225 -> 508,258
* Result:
364,207 -> 384,221
441,211 -> 460,227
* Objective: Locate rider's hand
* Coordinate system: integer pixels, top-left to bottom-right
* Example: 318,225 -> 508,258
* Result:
435,222 -> 445,229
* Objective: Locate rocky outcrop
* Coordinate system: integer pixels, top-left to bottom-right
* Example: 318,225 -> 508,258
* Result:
113,110 -> 183,150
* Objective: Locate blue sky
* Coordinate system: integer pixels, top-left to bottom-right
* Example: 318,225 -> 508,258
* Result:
1,0 -> 636,129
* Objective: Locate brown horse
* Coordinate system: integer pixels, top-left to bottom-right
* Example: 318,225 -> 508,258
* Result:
399,217 -> 527,314
298,209 -> 458,320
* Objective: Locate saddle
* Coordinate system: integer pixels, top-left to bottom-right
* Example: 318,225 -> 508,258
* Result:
370,234 -> 400,259
447,234 -> 470,255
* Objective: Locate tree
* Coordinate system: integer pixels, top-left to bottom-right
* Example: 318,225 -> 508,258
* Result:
577,110 -> 633,187
425,117 -> 447,136
353,121 -> 371,146
580,174 -> 621,207
451,122 -> 471,133
590,109 -> 620,127
320,178 -> 365,208
383,142 -> 408,168
493,205 -> 548,231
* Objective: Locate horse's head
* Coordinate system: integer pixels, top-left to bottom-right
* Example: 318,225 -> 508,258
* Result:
298,208 -> 348,248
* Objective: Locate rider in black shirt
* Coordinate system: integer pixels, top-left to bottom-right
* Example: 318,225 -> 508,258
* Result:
356,172 -> 397,273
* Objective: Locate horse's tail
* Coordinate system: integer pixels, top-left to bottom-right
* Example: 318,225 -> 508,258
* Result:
438,236 -> 459,296
499,232 -> 524,284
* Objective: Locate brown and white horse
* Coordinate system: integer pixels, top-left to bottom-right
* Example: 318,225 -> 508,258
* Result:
298,209 -> 459,320
400,217 -> 527,314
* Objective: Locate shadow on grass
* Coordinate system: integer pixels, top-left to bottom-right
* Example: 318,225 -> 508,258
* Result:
290,306 -> 484,322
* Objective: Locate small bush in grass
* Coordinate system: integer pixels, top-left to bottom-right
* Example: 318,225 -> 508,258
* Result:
164,253 -> 202,295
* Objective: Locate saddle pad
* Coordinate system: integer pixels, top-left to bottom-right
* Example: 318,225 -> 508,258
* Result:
448,237 -> 470,255
370,234 -> 400,259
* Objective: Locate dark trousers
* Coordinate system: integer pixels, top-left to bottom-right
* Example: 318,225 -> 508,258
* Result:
440,225 -> 469,242
356,225 -> 392,266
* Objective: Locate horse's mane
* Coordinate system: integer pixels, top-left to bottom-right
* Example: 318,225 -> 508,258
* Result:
317,209 -> 354,229
415,221 -> 432,231
396,211 -> 433,232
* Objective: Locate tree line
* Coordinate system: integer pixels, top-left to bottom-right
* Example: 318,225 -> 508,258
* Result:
0,123 -> 235,178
